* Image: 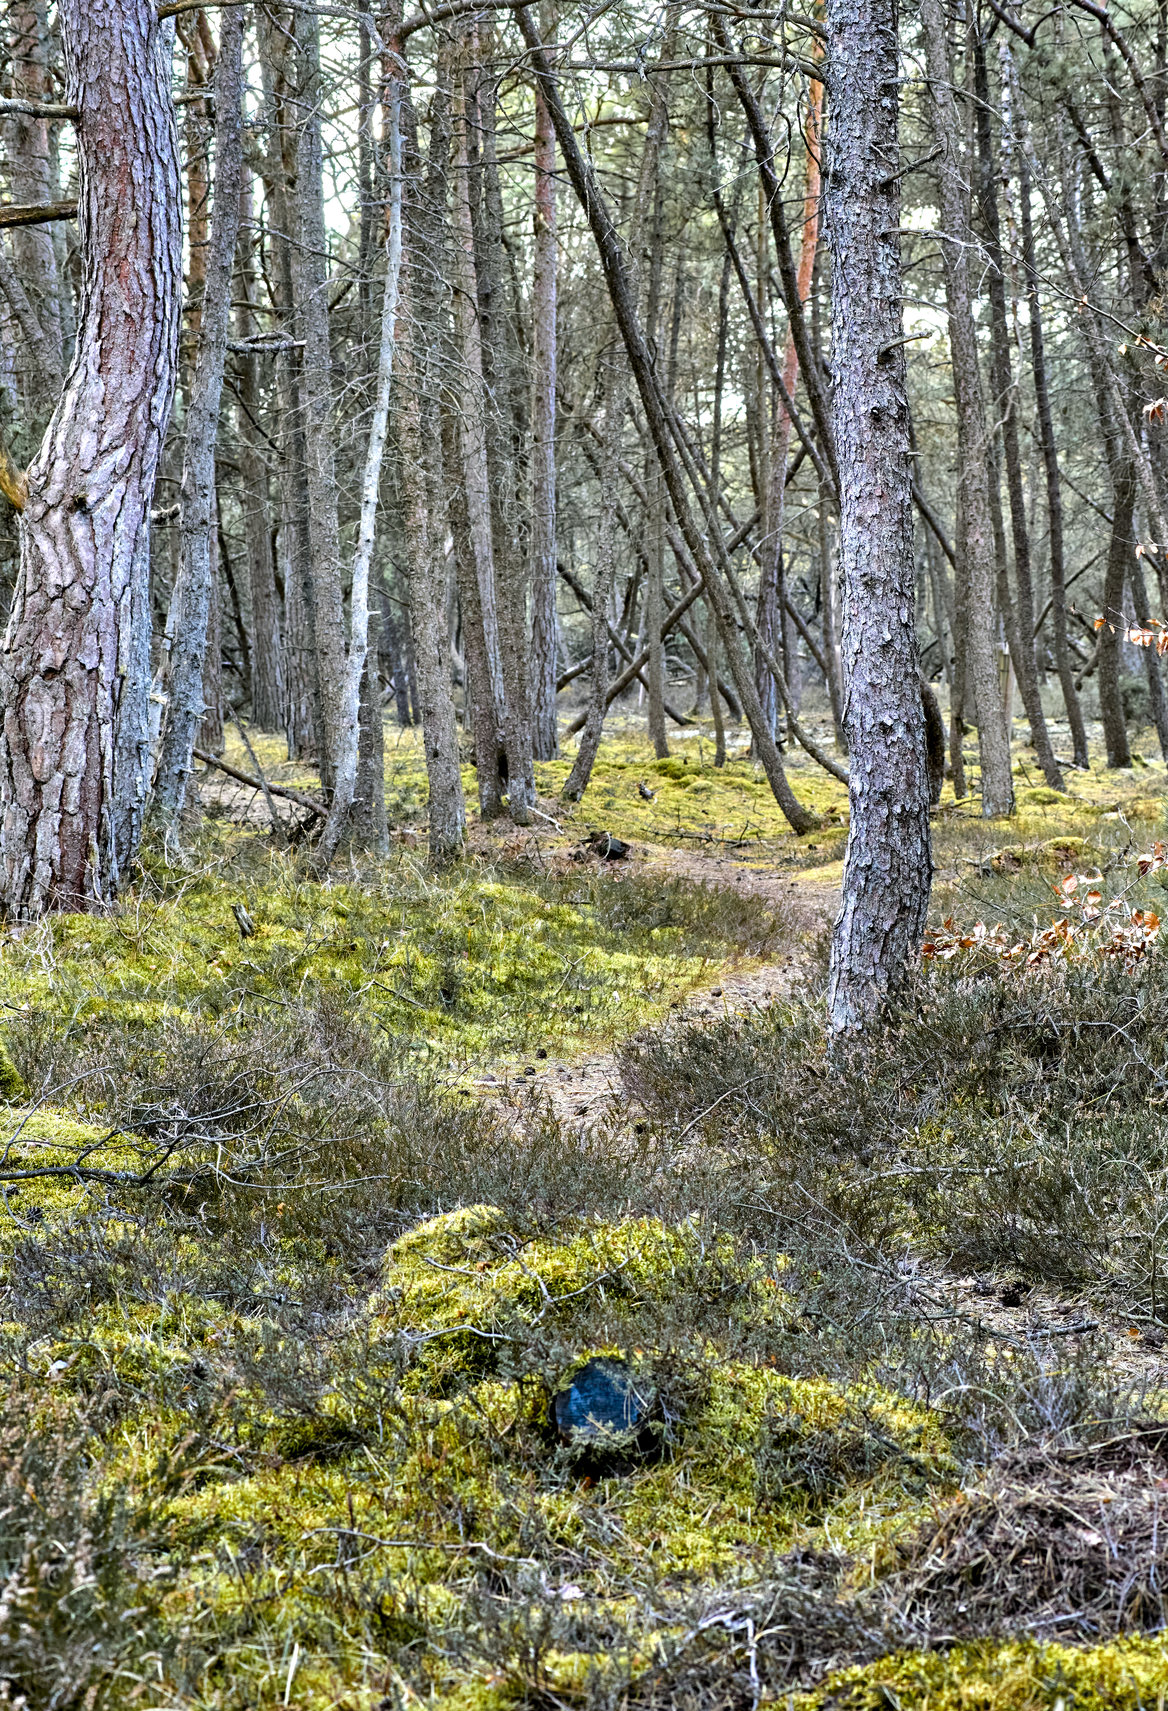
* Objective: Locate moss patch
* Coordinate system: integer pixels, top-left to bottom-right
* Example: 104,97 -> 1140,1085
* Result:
799,1635 -> 1168,1709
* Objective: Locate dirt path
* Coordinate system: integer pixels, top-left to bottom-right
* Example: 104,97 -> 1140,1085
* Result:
476,843 -> 840,1125
476,841 -> 1168,1392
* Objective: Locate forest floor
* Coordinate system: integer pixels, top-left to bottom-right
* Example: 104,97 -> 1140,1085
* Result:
5,712 -> 1168,1710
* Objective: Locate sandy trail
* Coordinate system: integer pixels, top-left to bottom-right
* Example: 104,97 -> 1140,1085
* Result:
479,841 -> 1168,1391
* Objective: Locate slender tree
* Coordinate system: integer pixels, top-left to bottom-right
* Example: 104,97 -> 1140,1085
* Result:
920,0 -> 1014,817
826,0 -> 932,1031
528,10 -> 559,761
153,3 -> 244,828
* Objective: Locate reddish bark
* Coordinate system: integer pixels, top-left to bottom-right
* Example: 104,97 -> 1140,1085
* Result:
0,0 -> 181,916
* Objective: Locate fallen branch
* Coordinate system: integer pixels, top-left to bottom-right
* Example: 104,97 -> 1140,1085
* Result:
193,747 -> 326,819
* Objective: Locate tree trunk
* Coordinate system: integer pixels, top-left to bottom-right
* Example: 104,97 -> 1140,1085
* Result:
919,0 -> 1014,817
290,3 -> 346,797
1099,466 -> 1136,770
258,8 -> 317,763
971,30 -> 1063,793
1009,64 -> 1088,770
708,602 -> 727,766
152,4 -> 242,825
315,35 -> 403,868
826,0 -> 932,1033
236,175 -> 285,732
395,45 -> 465,862
562,353 -> 625,801
200,532 -> 224,755
469,45 -> 535,824
516,6 -> 816,835
646,465 -> 669,759
444,43 -> 505,816
817,483 -> 847,751
2,0 -> 64,424
353,599 -> 389,854
528,19 -> 559,762
0,0 -> 181,917
1130,548 -> 1168,761
757,65 -> 823,739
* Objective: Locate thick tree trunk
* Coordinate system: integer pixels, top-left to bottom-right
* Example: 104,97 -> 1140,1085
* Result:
817,483 -> 847,751
152,5 -> 242,825
1099,466 -> 1136,770
0,0 -> 181,917
971,31 -> 1063,793
528,34 -> 559,762
826,0 -> 932,1032
920,0 -> 1014,817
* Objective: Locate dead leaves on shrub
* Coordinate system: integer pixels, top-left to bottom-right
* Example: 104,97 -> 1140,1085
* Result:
924,850 -> 1167,975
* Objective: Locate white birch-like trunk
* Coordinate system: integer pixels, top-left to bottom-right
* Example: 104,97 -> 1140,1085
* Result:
316,64 -> 404,868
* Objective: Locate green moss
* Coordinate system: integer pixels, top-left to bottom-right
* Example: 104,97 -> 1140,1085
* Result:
985,836 -> 1101,873
1018,786 -> 1071,807
0,1108 -> 138,1249
0,1038 -> 26,1101
0,841 -> 778,1070
798,1635 -> 1168,1709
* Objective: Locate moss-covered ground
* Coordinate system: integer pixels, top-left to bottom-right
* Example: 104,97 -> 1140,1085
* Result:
3,718 -> 1168,1709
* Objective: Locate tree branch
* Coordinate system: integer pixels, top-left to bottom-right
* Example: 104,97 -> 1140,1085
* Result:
0,199 -> 77,229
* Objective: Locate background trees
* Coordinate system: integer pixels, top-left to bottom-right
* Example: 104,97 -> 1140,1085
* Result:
0,0 -> 1163,953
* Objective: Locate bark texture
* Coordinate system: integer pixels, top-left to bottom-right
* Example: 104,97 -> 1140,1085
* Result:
0,0 -> 181,917
153,4 -> 243,825
826,0 -> 932,1032
2,0 -> 64,422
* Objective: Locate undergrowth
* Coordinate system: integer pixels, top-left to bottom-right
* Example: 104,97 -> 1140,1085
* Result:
2,764 -> 1168,1708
